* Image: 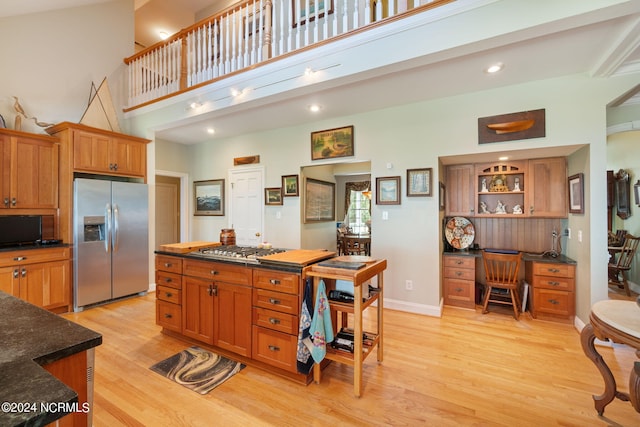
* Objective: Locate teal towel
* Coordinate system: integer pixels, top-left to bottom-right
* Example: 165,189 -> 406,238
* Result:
306,280 -> 334,363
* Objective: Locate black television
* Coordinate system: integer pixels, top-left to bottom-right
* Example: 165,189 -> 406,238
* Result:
0,215 -> 42,247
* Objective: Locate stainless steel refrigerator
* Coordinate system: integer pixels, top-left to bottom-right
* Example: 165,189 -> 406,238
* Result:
73,178 -> 149,311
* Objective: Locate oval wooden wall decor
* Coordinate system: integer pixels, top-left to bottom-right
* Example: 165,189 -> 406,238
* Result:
478,109 -> 545,144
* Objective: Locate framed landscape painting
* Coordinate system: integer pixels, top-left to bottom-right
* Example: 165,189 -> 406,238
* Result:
265,187 -> 283,205
407,168 -> 432,197
194,179 -> 224,216
311,125 -> 354,160
282,174 -> 299,196
376,176 -> 401,205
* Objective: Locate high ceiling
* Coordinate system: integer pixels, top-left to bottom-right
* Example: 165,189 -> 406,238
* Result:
3,0 -> 640,147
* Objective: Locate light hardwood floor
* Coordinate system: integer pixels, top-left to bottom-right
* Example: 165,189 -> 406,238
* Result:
62,294 -> 640,426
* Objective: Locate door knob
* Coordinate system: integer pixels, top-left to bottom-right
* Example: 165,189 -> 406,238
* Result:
255,232 -> 261,237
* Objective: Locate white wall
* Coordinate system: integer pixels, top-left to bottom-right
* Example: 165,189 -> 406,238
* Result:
159,72 -> 637,321
0,0 -> 134,134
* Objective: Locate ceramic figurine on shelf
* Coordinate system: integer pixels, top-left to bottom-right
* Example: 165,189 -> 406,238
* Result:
480,201 -> 489,214
513,177 -> 521,191
495,200 -> 507,214
481,178 -> 488,192
512,204 -> 523,214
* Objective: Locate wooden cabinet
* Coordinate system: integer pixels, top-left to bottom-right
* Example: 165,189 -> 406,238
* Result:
181,259 -> 252,354
525,260 -> 575,321
155,255 -> 183,333
443,254 -> 476,309
0,129 -> 59,210
0,247 -> 71,312
445,164 -> 475,217
527,157 -> 567,217
45,122 -> 150,244
251,268 -> 301,373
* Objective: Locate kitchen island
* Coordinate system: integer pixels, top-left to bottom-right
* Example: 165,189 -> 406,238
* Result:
0,291 -> 102,426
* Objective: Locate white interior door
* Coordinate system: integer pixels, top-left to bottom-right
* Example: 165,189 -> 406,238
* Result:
229,167 -> 263,246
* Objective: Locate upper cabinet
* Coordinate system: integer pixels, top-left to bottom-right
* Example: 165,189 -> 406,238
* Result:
527,157 -> 567,218
0,129 -> 59,210
445,157 -> 567,219
445,164 -> 475,217
48,124 -> 148,178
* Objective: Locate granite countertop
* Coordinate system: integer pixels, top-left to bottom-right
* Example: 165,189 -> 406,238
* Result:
443,249 -> 576,264
0,292 -> 102,427
154,249 -> 310,273
0,243 -> 71,253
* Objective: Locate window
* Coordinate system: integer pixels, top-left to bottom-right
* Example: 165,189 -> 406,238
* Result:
346,189 -> 371,234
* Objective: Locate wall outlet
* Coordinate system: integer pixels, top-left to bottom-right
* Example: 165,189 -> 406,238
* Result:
405,280 -> 413,290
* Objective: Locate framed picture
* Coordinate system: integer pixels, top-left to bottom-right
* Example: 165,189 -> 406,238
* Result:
304,178 -> 335,222
376,176 -> 401,205
282,174 -> 299,196
265,187 -> 283,205
439,181 -> 445,211
194,179 -> 224,216
407,168 -> 432,197
568,173 -> 584,214
292,0 -> 335,27
311,125 -> 354,161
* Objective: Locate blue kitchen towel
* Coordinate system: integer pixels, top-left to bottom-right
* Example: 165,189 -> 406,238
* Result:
305,279 -> 334,363
296,277 -> 314,374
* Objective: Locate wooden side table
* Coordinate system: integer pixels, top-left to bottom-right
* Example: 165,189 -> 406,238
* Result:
306,258 -> 386,397
580,299 -> 640,415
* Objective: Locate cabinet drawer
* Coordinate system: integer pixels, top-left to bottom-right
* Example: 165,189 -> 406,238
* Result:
0,247 -> 70,268
531,275 -> 575,292
443,278 -> 475,309
156,300 -> 181,332
157,285 -> 181,304
183,259 -> 251,285
253,307 -> 297,335
252,326 -> 297,373
155,271 -> 182,289
155,255 -> 183,274
444,266 -> 475,281
253,269 -> 299,295
532,288 -> 574,317
531,263 -> 574,278
443,256 -> 474,269
253,289 -> 299,315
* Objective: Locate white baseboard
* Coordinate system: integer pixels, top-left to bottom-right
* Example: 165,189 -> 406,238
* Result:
383,297 -> 442,317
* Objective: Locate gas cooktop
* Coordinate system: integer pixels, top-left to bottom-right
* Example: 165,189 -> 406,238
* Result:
190,245 -> 288,264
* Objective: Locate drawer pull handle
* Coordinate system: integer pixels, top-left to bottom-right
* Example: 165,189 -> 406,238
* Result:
164,313 -> 172,319
455,288 -> 463,292
455,260 -> 463,265
210,270 -> 219,275
13,256 -> 26,261
547,268 -> 560,273
165,292 -> 173,298
269,318 -> 281,325
164,263 -> 172,268
547,281 -> 560,286
165,278 -> 172,283
268,345 -> 280,352
268,298 -> 281,305
548,299 -> 559,305
269,279 -> 281,285
455,271 -> 463,276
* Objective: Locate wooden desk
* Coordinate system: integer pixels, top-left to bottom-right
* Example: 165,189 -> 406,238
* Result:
307,258 -> 386,397
580,300 -> 640,415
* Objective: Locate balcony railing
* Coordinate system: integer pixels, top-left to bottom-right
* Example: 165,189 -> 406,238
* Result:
123,0 -> 452,110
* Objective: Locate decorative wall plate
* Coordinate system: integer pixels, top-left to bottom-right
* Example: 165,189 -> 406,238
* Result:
445,216 -> 475,250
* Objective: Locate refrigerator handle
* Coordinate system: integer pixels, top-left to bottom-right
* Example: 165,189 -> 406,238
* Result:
113,204 -> 120,253
105,203 -> 112,253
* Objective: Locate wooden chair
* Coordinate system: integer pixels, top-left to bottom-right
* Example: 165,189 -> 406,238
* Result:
608,233 -> 640,296
481,250 -> 523,320
342,236 -> 369,256
336,230 -> 344,255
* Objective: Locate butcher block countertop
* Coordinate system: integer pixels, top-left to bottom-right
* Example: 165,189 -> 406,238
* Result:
159,241 -> 219,253
257,249 -> 335,266
0,292 -> 102,427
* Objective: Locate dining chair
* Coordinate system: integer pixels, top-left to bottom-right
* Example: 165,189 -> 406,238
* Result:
336,229 -> 345,256
342,236 -> 369,256
481,250 -> 523,320
608,233 -> 640,296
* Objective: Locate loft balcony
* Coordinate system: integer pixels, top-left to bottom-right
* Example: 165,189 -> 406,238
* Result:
123,0 -> 453,111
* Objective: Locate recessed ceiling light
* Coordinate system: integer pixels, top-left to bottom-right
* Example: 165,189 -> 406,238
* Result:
499,156 -> 509,161
159,31 -> 170,40
189,101 -> 201,109
207,128 -> 215,135
231,88 -> 241,97
308,104 -> 322,113
304,67 -> 315,76
485,63 -> 504,74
